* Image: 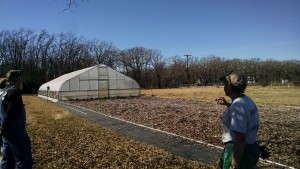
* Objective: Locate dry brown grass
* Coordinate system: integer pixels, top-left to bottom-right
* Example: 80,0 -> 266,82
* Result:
140,86 -> 300,168
141,86 -> 300,106
23,96 -> 212,169
22,85 -> 300,168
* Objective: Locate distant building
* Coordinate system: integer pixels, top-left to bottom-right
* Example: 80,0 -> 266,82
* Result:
195,79 -> 207,86
247,76 -> 256,84
281,79 -> 288,84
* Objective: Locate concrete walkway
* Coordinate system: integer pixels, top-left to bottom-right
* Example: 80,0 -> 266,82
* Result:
56,102 -> 222,165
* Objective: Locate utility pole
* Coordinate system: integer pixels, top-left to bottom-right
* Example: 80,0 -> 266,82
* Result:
184,54 -> 191,86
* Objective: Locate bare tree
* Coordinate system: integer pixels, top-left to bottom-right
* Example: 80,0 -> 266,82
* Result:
23,30 -> 55,92
57,0 -> 84,12
0,30 -> 10,75
165,55 -> 186,87
5,28 -> 35,70
258,59 -> 281,84
119,47 -> 151,86
88,40 -> 119,69
243,58 -> 261,83
281,60 -> 300,83
48,32 -> 72,77
149,50 -> 165,88
198,56 -> 218,85
2,28 -> 300,93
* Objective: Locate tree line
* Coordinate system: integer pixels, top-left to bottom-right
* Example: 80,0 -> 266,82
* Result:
1,28 -> 299,94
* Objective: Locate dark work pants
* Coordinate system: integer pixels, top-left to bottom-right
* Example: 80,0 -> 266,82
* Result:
1,106 -> 33,169
1,132 -> 33,169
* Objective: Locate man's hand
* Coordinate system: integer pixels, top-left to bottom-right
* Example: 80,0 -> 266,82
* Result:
215,97 -> 231,107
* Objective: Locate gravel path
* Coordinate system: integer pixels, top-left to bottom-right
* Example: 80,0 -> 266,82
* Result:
56,101 -> 222,165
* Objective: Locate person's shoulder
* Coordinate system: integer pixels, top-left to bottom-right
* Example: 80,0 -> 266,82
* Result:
231,97 -> 249,109
232,96 -> 246,104
6,87 -> 19,93
4,87 -> 20,97
242,95 -> 257,105
234,95 -> 253,103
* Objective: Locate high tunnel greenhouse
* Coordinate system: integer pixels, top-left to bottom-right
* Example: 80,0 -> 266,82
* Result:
38,64 -> 141,102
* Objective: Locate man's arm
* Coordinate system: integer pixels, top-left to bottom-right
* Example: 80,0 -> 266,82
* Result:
232,131 -> 246,168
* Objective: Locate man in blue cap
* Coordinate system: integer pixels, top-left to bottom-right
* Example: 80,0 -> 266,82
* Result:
0,70 -> 32,169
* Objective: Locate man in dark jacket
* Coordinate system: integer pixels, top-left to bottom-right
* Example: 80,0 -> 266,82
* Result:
0,70 -> 32,169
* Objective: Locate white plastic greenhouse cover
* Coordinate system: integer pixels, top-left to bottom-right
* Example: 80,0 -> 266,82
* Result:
38,64 -> 141,101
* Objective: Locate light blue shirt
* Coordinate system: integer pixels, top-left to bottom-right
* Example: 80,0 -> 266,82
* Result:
222,96 -> 259,144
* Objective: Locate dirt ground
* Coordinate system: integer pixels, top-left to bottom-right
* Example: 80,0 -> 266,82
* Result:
24,96 -> 214,169
70,96 -> 300,168
58,102 -> 222,166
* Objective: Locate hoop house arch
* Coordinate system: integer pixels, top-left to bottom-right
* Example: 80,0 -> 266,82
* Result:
38,64 -> 140,101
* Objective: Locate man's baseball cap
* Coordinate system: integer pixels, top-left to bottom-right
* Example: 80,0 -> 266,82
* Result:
219,71 -> 247,90
6,70 -> 22,82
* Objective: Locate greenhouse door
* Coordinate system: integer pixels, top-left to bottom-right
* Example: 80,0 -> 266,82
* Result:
98,80 -> 108,98
98,66 -> 109,98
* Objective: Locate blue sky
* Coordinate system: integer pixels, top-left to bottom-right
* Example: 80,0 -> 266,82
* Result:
1,0 -> 299,60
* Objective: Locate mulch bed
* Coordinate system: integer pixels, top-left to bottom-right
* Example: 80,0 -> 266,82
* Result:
70,96 -> 300,168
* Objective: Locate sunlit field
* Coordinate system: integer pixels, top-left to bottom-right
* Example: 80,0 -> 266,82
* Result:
141,85 -> 300,106
140,85 -> 300,168
23,96 -> 212,169
21,85 -> 300,168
